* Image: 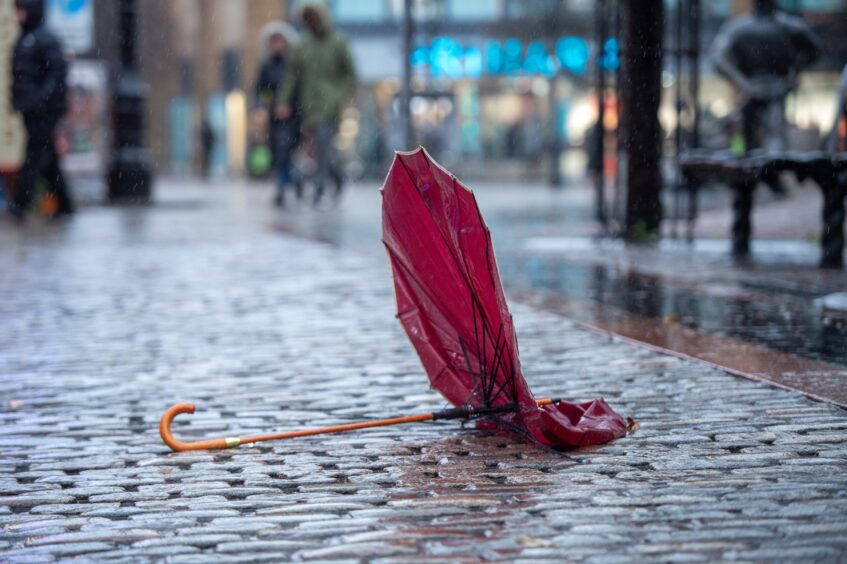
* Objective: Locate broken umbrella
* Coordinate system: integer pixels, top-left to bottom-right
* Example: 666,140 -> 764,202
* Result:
160,148 -> 628,452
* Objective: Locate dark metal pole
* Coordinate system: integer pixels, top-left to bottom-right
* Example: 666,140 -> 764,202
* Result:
108,0 -> 153,203
622,0 -> 664,240
672,0 -> 685,239
688,0 -> 701,149
594,0 -> 608,227
612,0 -> 624,231
543,1 -> 563,189
401,0 -> 414,149
549,75 -> 562,189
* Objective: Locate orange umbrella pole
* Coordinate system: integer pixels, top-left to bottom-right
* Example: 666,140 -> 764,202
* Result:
160,398 -> 560,452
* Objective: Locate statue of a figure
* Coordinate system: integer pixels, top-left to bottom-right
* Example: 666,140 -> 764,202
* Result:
711,0 -> 821,152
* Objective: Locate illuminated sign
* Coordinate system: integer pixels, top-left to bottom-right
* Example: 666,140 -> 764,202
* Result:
411,36 -> 619,79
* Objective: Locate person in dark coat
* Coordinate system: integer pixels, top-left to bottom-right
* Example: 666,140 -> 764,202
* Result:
253,22 -> 301,207
8,0 -> 73,221
585,120 -> 606,225
199,118 -> 215,179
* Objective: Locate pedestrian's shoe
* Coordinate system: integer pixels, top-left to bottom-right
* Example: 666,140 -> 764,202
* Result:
273,193 -> 285,208
49,209 -> 74,222
820,255 -> 844,269
53,203 -> 75,218
6,204 -> 24,225
731,251 -> 752,266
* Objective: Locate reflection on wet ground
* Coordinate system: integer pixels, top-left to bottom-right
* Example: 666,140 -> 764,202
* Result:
261,183 -> 847,407
499,243 -> 847,407
500,254 -> 847,367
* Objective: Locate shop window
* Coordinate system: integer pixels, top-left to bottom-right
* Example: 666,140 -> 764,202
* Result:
334,0 -> 386,22
448,0 -> 501,20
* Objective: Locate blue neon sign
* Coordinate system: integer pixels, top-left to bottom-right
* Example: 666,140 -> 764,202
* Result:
556,37 -> 589,75
601,38 -> 619,71
412,36 -> 615,79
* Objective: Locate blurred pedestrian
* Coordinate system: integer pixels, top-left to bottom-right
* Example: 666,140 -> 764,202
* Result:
253,21 -> 300,207
8,0 -> 72,222
199,118 -> 215,179
586,120 -> 606,226
275,3 -> 355,205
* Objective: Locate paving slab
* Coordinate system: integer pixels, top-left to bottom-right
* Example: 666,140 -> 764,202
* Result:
1,183 -> 846,562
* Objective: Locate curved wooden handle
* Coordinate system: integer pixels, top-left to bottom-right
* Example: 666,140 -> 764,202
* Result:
159,402 -> 236,451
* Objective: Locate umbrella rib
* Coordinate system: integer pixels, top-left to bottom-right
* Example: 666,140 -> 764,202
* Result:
489,375 -> 511,406
488,342 -> 518,406
475,294 -> 501,407
491,334 -> 519,405
459,337 -> 483,406
485,324 -> 506,402
488,360 -> 514,405
473,294 -> 491,405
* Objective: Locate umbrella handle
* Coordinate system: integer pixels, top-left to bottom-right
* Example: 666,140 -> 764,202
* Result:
160,403 -> 236,451
159,398 -> 561,452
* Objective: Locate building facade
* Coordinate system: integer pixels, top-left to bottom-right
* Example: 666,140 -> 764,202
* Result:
4,0 -> 846,185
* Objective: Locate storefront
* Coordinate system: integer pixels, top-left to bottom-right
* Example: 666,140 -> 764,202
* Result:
347,32 -> 608,181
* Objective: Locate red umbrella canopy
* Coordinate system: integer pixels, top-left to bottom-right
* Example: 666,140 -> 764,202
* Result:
382,148 -> 627,448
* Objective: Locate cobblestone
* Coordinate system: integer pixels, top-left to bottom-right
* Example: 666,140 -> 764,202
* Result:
0,184 -> 846,561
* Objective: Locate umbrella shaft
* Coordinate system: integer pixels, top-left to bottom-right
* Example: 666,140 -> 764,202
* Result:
432,403 -> 515,420
238,398 -> 560,444
238,412 -> 435,445
432,397 -> 559,421
238,398 -> 559,443
160,398 -> 561,451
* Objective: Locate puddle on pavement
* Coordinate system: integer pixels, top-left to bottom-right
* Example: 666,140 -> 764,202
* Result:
501,255 -> 847,368
501,254 -> 847,406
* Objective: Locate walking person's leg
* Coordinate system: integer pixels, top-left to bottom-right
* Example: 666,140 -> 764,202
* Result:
312,121 -> 337,205
43,130 -> 74,215
326,122 -> 343,200
271,121 -> 286,207
10,124 -> 51,220
275,122 -> 301,207
290,124 -> 303,201
329,155 -> 344,200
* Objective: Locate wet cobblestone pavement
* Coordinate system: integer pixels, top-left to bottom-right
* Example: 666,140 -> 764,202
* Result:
2,182 -> 847,562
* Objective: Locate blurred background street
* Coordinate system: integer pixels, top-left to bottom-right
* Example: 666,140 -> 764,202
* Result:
2,0 -> 847,561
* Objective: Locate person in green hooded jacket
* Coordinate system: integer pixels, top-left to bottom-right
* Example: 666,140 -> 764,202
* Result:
275,3 -> 356,204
